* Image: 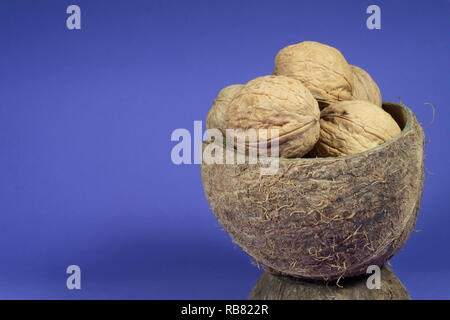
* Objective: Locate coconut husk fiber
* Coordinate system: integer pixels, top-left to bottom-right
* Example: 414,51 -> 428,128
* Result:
201,102 -> 424,281
248,266 -> 410,300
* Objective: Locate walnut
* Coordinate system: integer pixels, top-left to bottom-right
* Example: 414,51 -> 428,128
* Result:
313,100 -> 401,157
273,41 -> 353,108
206,84 -> 243,133
225,75 -> 320,158
351,65 -> 382,107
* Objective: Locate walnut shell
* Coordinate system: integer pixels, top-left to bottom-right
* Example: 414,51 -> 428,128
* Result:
206,84 -> 244,133
351,65 -> 382,107
314,100 -> 401,157
273,41 -> 353,107
225,75 -> 320,158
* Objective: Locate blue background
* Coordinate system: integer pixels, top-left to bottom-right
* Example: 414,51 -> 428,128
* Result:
0,0 -> 449,299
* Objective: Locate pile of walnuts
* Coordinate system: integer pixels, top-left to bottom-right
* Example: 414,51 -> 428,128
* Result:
206,41 -> 401,158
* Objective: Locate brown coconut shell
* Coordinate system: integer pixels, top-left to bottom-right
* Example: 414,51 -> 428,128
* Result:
201,102 -> 424,281
249,266 -> 410,300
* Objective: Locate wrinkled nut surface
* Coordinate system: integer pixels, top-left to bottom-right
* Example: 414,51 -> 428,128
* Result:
206,84 -> 243,133
314,100 -> 401,157
351,65 -> 382,107
225,75 -> 320,158
273,41 -> 353,107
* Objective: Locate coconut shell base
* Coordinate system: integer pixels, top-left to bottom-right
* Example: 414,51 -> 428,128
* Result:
201,102 -> 424,281
249,266 -> 410,300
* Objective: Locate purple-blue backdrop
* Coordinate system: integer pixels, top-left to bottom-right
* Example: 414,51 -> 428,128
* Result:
0,0 -> 449,299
